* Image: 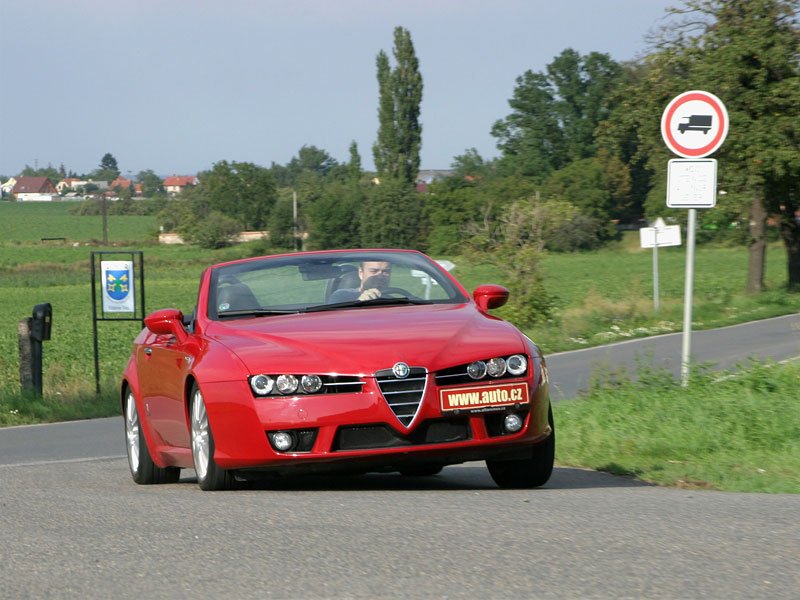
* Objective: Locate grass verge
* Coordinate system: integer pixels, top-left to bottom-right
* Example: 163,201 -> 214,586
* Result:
554,359 -> 800,493
0,383 -> 121,427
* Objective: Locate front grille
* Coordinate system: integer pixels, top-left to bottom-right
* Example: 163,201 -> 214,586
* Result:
435,356 -> 529,387
333,418 -> 471,451
375,367 -> 427,427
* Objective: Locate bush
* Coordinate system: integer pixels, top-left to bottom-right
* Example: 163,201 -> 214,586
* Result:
180,210 -> 241,249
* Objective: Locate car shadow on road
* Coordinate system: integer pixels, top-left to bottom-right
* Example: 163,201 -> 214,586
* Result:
178,464 -> 650,492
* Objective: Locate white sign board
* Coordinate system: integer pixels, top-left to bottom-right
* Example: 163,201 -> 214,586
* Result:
667,159 -> 717,208
640,222 -> 681,248
101,260 -> 135,312
661,90 -> 729,158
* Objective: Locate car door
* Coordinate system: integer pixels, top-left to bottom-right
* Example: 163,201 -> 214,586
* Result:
136,331 -> 192,448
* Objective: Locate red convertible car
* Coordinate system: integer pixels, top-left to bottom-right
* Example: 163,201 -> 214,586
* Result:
122,249 -> 554,490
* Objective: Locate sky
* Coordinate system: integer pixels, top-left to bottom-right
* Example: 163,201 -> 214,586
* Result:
1,0 -> 678,178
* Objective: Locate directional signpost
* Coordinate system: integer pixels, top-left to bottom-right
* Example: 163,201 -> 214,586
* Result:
639,217 -> 681,313
661,90 -> 729,386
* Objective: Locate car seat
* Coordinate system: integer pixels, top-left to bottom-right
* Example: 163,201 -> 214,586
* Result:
325,265 -> 360,301
216,283 -> 260,312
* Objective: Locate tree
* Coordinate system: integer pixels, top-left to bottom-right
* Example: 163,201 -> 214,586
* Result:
193,161 -> 277,230
683,0 -> 800,292
492,49 -> 623,181
540,149 -> 632,233
93,153 -> 121,182
628,0 -> 800,291
307,181 -> 365,249
372,26 -> 423,186
21,163 -> 60,182
360,178 -> 425,249
347,140 -> 362,182
136,170 -> 164,197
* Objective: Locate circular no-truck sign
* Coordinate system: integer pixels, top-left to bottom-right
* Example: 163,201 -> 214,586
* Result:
661,90 -> 729,158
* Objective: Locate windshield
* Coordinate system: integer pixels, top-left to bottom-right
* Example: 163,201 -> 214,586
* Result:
207,251 -> 467,320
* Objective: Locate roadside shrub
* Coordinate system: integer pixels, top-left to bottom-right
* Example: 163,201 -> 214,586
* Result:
179,210 -> 241,249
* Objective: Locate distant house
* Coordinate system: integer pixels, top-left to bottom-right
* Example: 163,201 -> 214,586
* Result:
56,178 -> 109,194
108,176 -> 143,197
110,176 -> 133,189
163,175 -> 199,196
56,178 -> 82,193
12,176 -> 58,201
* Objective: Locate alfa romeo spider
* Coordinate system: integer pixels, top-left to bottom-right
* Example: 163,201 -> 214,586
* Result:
121,249 -> 554,490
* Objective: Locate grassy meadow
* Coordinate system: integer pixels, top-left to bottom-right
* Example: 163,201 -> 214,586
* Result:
1,200 -> 798,404
1,200 -> 799,492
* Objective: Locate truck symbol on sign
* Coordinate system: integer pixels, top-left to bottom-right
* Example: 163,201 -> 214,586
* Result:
678,114 -> 712,134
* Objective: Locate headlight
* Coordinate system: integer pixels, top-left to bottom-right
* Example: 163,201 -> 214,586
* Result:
467,360 -> 487,379
506,354 -> 528,376
276,374 -> 299,394
250,374 -> 274,396
301,374 -> 323,393
486,357 -> 507,377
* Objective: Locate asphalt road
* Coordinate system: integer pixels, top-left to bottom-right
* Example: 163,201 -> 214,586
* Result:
1,314 -> 798,598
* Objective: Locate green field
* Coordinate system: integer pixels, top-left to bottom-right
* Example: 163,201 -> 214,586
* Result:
1,200 -> 798,402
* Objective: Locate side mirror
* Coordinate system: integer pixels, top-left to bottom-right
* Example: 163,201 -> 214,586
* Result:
473,285 -> 509,312
144,308 -> 187,342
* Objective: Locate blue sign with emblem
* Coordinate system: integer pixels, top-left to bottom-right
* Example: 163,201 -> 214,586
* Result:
101,260 -> 136,312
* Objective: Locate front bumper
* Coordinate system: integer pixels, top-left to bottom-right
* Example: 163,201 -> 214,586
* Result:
202,376 -> 551,472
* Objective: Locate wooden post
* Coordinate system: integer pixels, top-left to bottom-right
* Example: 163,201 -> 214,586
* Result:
18,318 -> 34,394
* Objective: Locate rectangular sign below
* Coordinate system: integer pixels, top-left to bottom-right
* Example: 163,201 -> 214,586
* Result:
101,260 -> 135,313
440,382 -> 529,413
667,158 -> 717,208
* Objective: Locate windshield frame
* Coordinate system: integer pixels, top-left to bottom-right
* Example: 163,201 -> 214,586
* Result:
206,250 -> 468,321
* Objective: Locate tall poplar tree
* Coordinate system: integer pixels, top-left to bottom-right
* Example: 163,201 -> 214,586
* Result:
372,26 -> 423,186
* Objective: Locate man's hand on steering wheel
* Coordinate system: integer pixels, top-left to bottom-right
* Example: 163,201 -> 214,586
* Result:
358,288 -> 382,301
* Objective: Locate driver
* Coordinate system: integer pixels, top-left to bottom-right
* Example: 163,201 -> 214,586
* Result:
328,261 -> 392,303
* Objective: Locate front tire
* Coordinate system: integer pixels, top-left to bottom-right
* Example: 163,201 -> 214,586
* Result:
190,384 -> 234,491
486,407 -> 554,489
124,389 -> 180,485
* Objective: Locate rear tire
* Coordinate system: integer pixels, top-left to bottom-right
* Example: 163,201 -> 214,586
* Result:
124,389 -> 180,485
190,383 -> 234,491
487,407 -> 554,489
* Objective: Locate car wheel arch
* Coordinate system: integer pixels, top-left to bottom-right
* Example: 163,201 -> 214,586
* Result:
183,374 -> 198,429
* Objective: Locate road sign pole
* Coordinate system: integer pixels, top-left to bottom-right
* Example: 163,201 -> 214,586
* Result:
653,228 -> 660,313
681,209 -> 697,386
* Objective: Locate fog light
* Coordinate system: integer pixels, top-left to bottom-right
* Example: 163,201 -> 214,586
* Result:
276,374 -> 298,394
250,374 -> 274,396
507,354 -> 527,376
467,360 -> 487,379
486,357 -> 507,377
301,374 -> 323,393
504,413 -> 523,433
270,431 -> 295,452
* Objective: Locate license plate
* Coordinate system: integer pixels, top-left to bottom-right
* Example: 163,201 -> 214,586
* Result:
440,382 -> 529,413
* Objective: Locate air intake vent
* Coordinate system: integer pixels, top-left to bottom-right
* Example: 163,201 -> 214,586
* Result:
375,367 -> 427,427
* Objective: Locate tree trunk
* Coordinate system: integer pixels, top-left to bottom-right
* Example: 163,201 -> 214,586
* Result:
779,201 -> 800,291
746,191 -> 767,294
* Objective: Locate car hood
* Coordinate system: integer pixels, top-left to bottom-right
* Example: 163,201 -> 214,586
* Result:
204,303 -> 526,376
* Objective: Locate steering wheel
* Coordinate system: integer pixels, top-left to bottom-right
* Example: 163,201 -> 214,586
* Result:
380,287 -> 422,301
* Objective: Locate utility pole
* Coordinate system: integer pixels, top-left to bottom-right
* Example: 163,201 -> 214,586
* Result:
102,195 -> 109,244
